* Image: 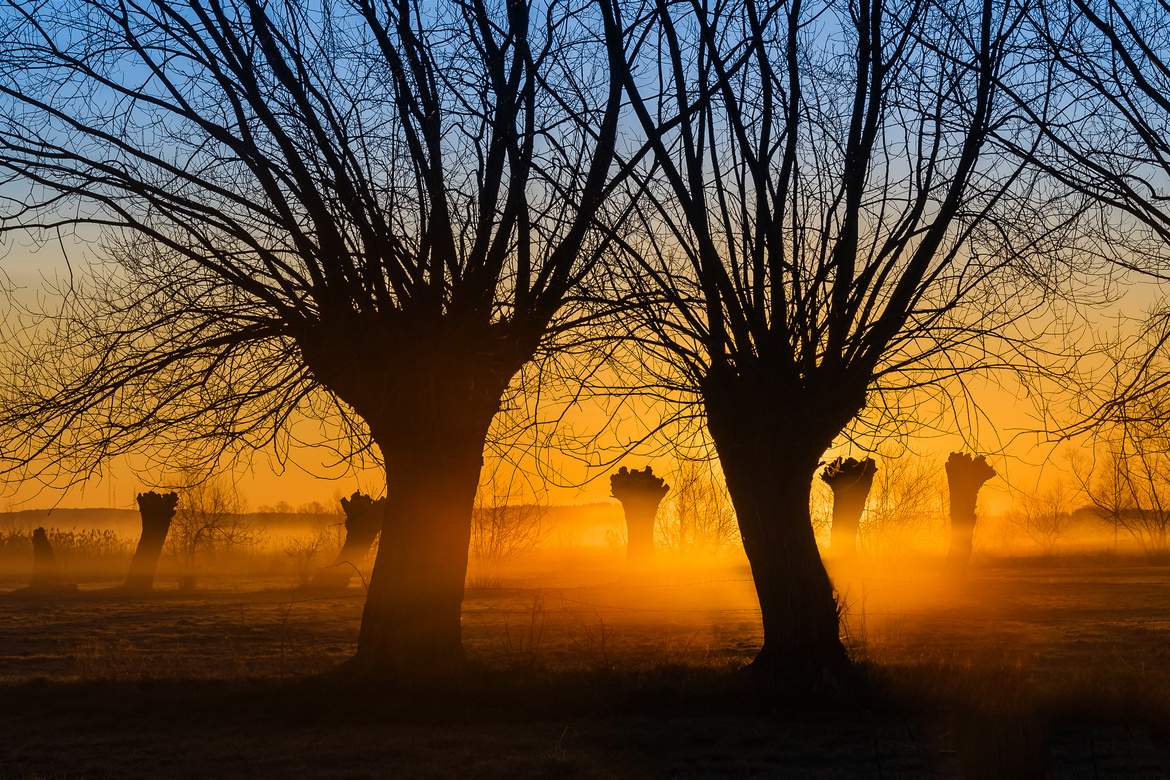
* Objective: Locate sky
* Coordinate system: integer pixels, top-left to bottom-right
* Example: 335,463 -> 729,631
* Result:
1,224 -> 1164,515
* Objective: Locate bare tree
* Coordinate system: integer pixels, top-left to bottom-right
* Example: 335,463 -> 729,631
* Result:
943,453 -> 997,577
610,465 -> 670,564
469,470 -> 548,574
310,491 -> 384,589
1011,479 -> 1076,556
859,453 -> 946,558
1015,2 -> 1170,435
657,457 -> 740,558
0,0 -> 627,676
608,0 -> 1073,684
168,475 -> 255,589
1072,420 -> 1170,561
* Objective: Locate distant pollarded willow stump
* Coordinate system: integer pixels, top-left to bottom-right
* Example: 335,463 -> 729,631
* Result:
124,491 -> 179,591
29,526 -> 76,593
610,466 -> 670,564
310,491 -> 385,588
944,453 -> 996,579
822,457 -> 877,563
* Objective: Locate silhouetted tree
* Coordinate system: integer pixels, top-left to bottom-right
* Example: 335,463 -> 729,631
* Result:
822,458 -> 878,565
168,476 -> 254,589
124,490 -> 179,591
659,458 -> 739,557
469,471 -> 548,575
310,491 -> 384,589
0,0 -> 626,677
1014,0 -> 1170,254
1013,2 -> 1170,433
610,466 -> 669,563
944,453 -> 997,577
1011,479 -> 1075,557
860,452 -> 946,557
608,0 -> 1067,685
29,527 -> 57,588
28,527 -> 75,592
1070,394 -> 1170,561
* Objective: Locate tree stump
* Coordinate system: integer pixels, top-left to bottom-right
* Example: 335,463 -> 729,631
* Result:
610,466 -> 670,564
944,453 -> 996,578
310,491 -> 385,588
822,457 -> 877,563
124,491 -> 179,591
29,527 -> 76,592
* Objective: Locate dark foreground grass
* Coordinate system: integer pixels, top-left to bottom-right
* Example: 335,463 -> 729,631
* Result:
2,662 -> 1168,779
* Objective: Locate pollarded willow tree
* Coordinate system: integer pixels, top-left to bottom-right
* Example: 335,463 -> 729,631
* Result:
608,0 -> 1093,685
0,0 -> 627,677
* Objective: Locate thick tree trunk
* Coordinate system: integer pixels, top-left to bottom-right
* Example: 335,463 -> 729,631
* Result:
724,446 -> 849,686
704,380 -> 856,689
310,491 -> 385,589
822,458 -> 877,564
944,453 -> 996,579
352,424 -> 488,677
124,491 -> 178,591
610,466 -> 670,564
297,321 -> 523,679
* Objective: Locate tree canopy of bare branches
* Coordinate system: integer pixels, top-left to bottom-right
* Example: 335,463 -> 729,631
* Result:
606,0 -> 1090,684
0,0 -> 626,677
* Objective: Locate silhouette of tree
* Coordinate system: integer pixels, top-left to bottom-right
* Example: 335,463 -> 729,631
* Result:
610,465 -> 669,563
1070,407 -> 1170,561
310,491 -> 384,589
124,490 -> 179,591
860,452 -> 945,558
943,453 -> 996,577
0,0 -> 626,676
168,475 -> 254,589
469,471 -> 548,575
658,458 -> 739,557
1013,1 -> 1170,433
1011,479 -> 1076,557
608,0 -> 1065,685
29,527 -> 61,590
822,458 -> 877,565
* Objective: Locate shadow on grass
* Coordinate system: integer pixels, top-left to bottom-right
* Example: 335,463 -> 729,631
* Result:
2,661 -> 1169,778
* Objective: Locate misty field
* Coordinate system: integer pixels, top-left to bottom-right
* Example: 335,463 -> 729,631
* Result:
2,531 -> 1170,778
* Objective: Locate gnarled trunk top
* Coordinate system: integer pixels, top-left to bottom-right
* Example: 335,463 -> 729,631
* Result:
611,466 -> 670,564
610,466 -> 670,505
822,457 -> 877,560
136,490 -> 179,524
946,453 -> 996,523
124,490 -> 179,591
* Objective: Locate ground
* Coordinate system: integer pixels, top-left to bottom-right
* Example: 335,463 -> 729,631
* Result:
1,554 -> 1169,778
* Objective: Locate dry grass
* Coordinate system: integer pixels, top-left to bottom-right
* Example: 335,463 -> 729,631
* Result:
2,555 -> 1170,777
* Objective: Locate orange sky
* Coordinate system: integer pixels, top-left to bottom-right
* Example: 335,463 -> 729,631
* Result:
0,239 -> 1163,514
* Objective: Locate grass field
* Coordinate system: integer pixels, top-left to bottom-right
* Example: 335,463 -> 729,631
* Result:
1,552 -> 1169,778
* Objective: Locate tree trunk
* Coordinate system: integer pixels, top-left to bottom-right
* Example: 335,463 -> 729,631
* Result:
297,321 -> 523,679
610,466 -> 670,564
124,491 -> 178,591
29,527 -> 76,592
704,381 -> 855,689
30,527 -> 59,588
822,458 -> 877,564
351,424 -> 488,677
944,453 -> 996,579
310,491 -> 385,589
